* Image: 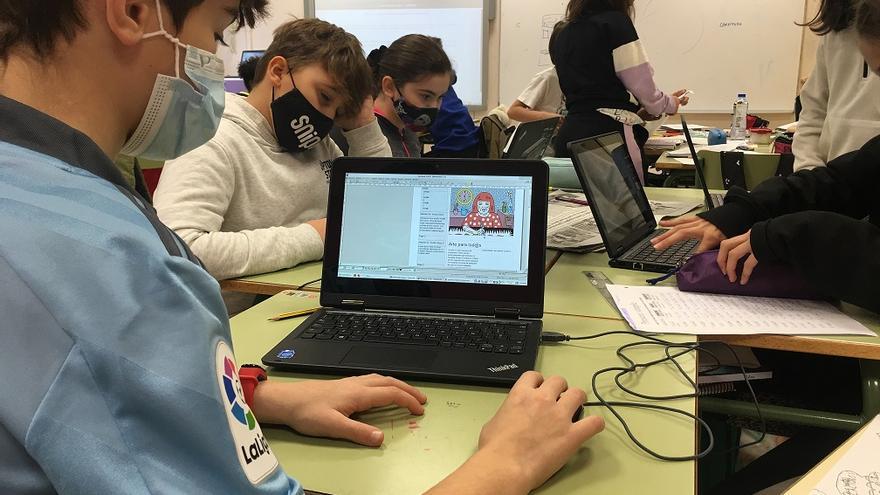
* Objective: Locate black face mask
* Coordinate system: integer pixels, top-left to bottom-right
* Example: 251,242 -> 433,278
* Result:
271,72 -> 334,153
393,87 -> 439,131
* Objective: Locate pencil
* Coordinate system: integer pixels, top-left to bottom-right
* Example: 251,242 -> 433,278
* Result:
267,307 -> 321,321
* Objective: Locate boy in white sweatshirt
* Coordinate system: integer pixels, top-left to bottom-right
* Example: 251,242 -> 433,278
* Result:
154,19 -> 390,311
794,0 -> 880,171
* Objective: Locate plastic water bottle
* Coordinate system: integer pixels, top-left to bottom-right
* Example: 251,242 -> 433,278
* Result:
730,93 -> 749,140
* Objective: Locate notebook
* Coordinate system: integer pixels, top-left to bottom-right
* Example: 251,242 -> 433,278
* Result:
567,132 -> 697,272
263,157 -> 549,387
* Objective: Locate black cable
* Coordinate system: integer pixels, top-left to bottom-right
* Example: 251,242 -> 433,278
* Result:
296,278 -> 322,290
541,330 -> 766,462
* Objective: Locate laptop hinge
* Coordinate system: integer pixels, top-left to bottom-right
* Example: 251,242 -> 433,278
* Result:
340,299 -> 366,311
494,308 -> 521,320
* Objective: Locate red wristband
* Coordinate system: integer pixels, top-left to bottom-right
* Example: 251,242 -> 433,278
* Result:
238,365 -> 267,410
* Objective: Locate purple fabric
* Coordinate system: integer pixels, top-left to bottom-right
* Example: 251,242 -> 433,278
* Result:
676,250 -> 823,300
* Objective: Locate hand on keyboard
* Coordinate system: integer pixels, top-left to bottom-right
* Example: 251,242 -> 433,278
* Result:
652,215 -> 727,253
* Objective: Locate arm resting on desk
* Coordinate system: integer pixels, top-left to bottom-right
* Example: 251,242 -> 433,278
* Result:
751,212 -> 880,313
154,140 -> 326,281
699,135 -> 880,238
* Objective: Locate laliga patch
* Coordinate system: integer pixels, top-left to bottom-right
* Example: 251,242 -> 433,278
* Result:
215,341 -> 278,484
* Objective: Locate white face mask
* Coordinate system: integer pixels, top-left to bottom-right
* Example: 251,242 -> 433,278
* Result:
120,0 -> 226,160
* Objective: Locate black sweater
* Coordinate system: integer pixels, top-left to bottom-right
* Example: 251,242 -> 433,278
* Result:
699,135 -> 880,313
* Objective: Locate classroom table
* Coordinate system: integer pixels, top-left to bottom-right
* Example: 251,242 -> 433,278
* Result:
220,260 -> 325,295
221,250 -> 565,296
230,291 -> 699,495
540,186 -> 880,431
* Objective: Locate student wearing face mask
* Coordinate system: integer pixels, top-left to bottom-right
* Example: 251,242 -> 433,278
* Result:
153,19 -> 392,313
334,35 -> 454,158
0,2 -> 605,494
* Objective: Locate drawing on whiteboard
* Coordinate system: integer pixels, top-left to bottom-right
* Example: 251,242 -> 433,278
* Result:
538,14 -> 564,66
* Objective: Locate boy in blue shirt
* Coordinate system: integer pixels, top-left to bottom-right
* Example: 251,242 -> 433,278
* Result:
0,1 -> 604,494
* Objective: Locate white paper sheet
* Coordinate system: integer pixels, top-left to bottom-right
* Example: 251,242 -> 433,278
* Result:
810,414 -> 880,495
660,123 -> 713,131
605,285 -> 876,336
648,199 -> 701,223
546,198 -> 603,251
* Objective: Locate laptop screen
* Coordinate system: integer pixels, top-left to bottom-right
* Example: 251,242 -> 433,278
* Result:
569,133 -> 654,256
240,50 -> 264,63
337,173 -> 533,286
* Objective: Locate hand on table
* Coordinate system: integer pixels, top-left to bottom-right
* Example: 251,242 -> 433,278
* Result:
478,372 -> 605,490
252,374 -> 427,447
428,371 -> 605,494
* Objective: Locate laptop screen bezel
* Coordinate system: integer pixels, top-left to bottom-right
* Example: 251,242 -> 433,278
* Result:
680,115 -> 716,210
321,157 -> 548,318
567,133 -> 657,259
505,117 -> 560,160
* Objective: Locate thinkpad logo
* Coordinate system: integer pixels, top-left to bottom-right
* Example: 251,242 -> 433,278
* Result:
488,363 -> 519,373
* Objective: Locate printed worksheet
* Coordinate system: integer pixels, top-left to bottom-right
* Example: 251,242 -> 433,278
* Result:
605,285 -> 876,336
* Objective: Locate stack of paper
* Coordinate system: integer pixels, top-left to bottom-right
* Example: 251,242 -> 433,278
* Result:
546,193 -> 603,253
660,123 -> 713,131
605,285 -> 876,336
645,136 -> 684,150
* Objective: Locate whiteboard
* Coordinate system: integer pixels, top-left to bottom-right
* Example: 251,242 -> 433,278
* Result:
499,0 -> 806,113
308,0 -> 489,107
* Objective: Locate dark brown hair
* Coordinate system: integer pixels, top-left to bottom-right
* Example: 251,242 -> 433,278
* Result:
565,0 -> 635,21
0,0 -> 268,60
801,0 -> 855,34
856,0 -> 880,37
238,56 -> 261,91
366,34 -> 453,98
253,18 -> 371,119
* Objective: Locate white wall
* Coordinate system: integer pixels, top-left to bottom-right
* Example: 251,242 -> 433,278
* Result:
224,0 -> 819,127
218,0 -> 305,76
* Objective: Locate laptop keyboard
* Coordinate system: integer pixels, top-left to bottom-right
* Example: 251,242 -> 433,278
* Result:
623,230 -> 699,266
298,312 -> 529,355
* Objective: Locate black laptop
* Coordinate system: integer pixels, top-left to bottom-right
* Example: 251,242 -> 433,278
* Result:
680,115 -> 724,209
263,158 -> 549,387
504,117 -> 560,160
567,132 -> 698,273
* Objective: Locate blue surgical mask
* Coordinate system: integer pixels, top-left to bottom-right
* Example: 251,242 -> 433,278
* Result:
120,0 -> 226,160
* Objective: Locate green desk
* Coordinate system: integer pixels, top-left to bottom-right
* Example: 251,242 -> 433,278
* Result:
230,292 -> 698,495
221,261 -> 325,295
545,223 -> 880,434
222,250 -> 565,297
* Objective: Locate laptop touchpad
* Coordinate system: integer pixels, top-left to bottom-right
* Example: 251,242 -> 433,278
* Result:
341,346 -> 437,370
